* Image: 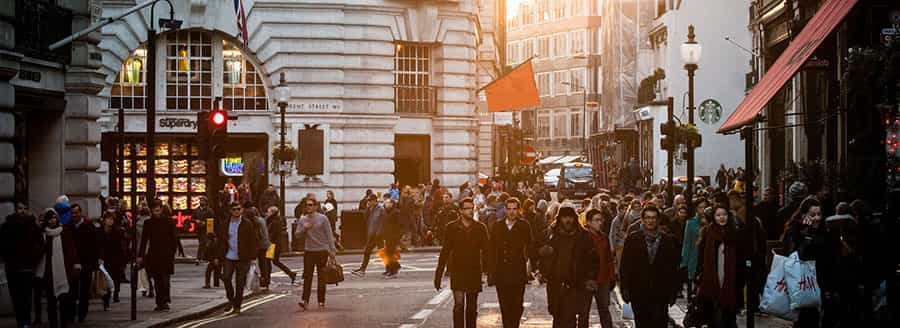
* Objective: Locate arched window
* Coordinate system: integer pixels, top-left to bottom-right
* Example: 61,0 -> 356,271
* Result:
109,30 -> 268,111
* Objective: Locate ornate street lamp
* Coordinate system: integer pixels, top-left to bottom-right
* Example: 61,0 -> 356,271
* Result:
275,72 -> 290,216
681,25 -> 701,216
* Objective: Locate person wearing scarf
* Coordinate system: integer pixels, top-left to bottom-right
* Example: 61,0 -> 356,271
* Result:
35,209 -> 80,328
696,203 -> 742,328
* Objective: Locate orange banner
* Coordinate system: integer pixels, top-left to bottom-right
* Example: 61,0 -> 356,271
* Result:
484,59 -> 541,112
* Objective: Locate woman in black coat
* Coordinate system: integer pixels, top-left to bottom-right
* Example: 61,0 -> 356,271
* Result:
781,197 -> 831,328
100,211 -> 128,309
265,207 -> 296,283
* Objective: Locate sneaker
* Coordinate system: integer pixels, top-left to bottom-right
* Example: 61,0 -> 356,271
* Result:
384,273 -> 398,279
161,305 -> 171,312
289,273 -> 297,285
297,301 -> 307,311
350,269 -> 365,277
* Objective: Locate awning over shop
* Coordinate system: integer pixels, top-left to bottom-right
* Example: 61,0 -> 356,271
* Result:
537,155 -> 563,165
554,155 -> 583,164
718,0 -> 859,133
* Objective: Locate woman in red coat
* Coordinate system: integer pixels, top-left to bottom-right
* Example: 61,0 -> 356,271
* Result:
696,203 -> 743,328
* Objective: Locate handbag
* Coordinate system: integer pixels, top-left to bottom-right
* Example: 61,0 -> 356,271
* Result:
92,270 -> 109,298
682,297 -> 708,328
265,243 -> 277,259
323,255 -> 344,285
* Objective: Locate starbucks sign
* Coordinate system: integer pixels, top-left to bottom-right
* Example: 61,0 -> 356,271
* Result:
699,99 -> 723,124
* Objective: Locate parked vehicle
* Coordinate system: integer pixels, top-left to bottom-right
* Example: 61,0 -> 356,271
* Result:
558,162 -> 595,200
544,168 -> 560,190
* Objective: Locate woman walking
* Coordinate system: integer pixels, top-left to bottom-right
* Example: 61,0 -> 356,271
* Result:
36,209 -> 79,328
265,206 -> 296,284
781,197 -> 830,328
696,203 -> 743,328
100,211 -> 128,309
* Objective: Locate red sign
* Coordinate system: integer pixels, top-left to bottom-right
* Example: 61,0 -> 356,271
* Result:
521,146 -> 537,164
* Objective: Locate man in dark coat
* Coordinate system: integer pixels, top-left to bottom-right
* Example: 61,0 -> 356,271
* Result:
487,197 -> 536,328
754,187 -> 780,240
266,206 -> 296,283
67,204 -> 102,322
351,195 -> 386,276
193,197 -> 217,263
435,197 -> 489,328
620,204 -> 681,328
258,185 -> 281,212
138,200 -> 178,312
0,203 -> 44,327
215,202 -> 259,314
539,205 -> 600,327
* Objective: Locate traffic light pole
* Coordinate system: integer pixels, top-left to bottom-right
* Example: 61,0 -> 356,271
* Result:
666,97 -> 674,205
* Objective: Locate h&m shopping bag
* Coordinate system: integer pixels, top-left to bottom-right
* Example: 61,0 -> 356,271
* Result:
784,251 -> 821,310
759,253 -> 798,320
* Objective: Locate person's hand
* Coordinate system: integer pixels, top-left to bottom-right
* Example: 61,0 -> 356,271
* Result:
434,277 -> 442,291
584,280 -> 598,291
136,257 -> 143,266
73,264 -> 82,275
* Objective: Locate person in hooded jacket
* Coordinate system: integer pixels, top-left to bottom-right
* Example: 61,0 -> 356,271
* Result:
696,203 -> 744,328
538,205 -> 599,327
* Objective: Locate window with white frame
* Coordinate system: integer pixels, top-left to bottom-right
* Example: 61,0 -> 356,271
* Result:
539,0 -> 551,22
553,110 -> 567,138
552,33 -> 568,58
110,47 -> 147,110
165,30 -> 213,111
523,39 -> 534,59
507,43 -> 516,65
570,68 -> 586,92
571,30 -> 585,55
538,37 -> 550,59
537,110 -> 550,139
553,71 -> 570,95
570,108 -> 583,138
537,73 -> 551,97
222,40 -> 268,111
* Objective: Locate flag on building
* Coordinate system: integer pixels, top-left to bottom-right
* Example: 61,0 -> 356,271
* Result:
482,59 -> 541,112
234,0 -> 249,46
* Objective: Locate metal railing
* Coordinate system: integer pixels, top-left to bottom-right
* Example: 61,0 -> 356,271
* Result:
394,85 -> 436,115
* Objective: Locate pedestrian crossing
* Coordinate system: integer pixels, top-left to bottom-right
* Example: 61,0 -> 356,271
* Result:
270,255 -> 441,279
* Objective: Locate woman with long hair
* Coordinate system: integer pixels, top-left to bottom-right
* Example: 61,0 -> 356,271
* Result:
696,203 -> 743,328
100,211 -> 127,310
781,196 -> 828,328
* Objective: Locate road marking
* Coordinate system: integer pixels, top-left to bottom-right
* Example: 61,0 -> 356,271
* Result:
176,294 -> 285,328
480,302 -> 532,309
398,324 -> 418,328
410,309 -> 433,320
427,289 -> 451,305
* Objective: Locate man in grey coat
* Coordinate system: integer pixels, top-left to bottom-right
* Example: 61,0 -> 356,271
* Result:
351,194 -> 385,276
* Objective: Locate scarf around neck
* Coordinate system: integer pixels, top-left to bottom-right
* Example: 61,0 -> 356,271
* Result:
36,226 -> 69,297
699,224 -> 738,309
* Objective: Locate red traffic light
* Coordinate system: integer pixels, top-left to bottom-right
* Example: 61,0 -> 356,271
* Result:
210,111 -> 226,126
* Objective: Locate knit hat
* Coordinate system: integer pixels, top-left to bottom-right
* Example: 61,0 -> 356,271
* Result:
788,182 -> 808,200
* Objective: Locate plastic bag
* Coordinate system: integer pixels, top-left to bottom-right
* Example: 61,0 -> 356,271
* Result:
265,243 -> 276,259
784,251 -> 821,310
92,270 -> 108,298
245,262 -> 259,293
622,303 -> 634,320
759,253 -> 798,320
137,268 -> 149,292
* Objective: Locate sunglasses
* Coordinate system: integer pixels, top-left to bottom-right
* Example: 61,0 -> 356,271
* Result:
230,207 -> 242,211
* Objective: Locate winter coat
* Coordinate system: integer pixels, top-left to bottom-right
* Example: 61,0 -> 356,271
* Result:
70,218 -> 102,271
488,219 -> 536,285
696,224 -> 744,310
383,207 -> 404,242
782,220 -> 833,291
436,219 -> 490,293
0,213 -> 44,272
254,216 -> 270,251
539,223 -> 599,285
45,225 -> 80,281
139,215 -> 178,275
215,217 -> 259,262
365,204 -> 387,238
681,217 -> 701,279
587,228 -> 616,286
100,225 -> 129,280
620,227 -> 681,305
266,214 -> 289,252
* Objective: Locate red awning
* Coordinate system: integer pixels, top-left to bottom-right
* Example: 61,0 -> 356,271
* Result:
718,0 -> 859,133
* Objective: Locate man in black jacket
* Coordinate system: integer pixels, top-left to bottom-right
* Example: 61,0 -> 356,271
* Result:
138,200 -> 178,312
488,197 -> 535,328
435,197 -> 489,328
194,197 -> 217,264
539,205 -> 599,327
0,203 -> 44,328
620,204 -> 681,328
215,202 -> 258,315
67,204 -> 102,322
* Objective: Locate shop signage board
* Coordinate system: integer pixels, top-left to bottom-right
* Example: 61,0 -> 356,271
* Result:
156,115 -> 198,133
221,157 -> 244,176
286,102 -> 342,112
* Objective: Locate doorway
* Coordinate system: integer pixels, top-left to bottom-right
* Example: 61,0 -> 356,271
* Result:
394,134 -> 431,187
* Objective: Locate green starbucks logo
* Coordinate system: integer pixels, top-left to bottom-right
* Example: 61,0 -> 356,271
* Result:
699,99 -> 723,124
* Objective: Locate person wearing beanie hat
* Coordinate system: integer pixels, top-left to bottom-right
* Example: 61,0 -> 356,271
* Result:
775,181 -> 809,239
538,203 -> 599,327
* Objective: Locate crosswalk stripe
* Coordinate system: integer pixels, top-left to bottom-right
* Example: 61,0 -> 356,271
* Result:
427,289 -> 451,305
410,309 -> 433,320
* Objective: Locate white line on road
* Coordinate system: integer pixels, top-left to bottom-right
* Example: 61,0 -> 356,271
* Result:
176,294 -> 286,328
410,309 -> 434,320
427,289 -> 451,305
398,324 -> 418,328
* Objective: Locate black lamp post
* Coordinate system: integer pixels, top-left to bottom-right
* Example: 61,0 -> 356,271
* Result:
681,25 -> 701,217
275,72 -> 290,216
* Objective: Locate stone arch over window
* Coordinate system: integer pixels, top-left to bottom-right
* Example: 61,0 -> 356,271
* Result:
108,29 -> 269,111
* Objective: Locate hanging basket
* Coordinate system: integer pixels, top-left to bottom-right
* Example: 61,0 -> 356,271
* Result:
272,145 -> 297,162
675,124 -> 702,148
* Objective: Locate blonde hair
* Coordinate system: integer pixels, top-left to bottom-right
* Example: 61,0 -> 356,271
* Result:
546,202 -> 561,222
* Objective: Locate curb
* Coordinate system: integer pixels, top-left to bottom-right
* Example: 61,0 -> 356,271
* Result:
174,247 -> 442,262
127,291 -> 263,328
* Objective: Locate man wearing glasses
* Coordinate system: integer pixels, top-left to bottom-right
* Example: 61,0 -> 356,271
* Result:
435,197 -> 489,328
487,197 -> 536,328
296,198 -> 337,310
215,202 -> 258,315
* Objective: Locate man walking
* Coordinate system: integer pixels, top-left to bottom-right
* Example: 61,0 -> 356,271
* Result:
67,204 -> 101,321
487,197 -> 534,328
194,197 -> 216,263
435,197 -> 489,328
539,205 -> 599,327
138,200 -> 178,312
0,203 -> 44,328
295,198 -> 337,310
215,202 -> 258,315
620,205 -> 680,328
351,194 -> 385,276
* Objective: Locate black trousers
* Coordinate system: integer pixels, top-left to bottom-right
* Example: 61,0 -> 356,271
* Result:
205,262 -> 221,287
44,283 -> 65,328
452,290 -> 479,328
578,285 -> 614,328
151,272 -> 171,308
271,244 -> 295,278
223,260 -> 250,310
302,251 -> 328,303
496,283 -> 525,328
7,270 -> 34,327
258,249 -> 271,287
549,283 -> 580,328
358,236 -> 382,271
631,301 -> 669,328
65,268 -> 93,321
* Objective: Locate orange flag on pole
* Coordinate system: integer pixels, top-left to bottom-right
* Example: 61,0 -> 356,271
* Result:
482,59 -> 540,112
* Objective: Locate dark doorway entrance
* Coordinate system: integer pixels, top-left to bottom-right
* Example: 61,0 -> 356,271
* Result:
394,135 -> 430,188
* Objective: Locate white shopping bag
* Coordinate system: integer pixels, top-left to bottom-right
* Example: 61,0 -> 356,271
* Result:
622,303 -> 634,320
99,264 -> 115,289
245,261 -> 260,293
759,253 -> 798,320
137,268 -> 150,292
784,251 -> 821,310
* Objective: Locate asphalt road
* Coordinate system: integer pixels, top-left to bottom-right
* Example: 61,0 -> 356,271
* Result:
163,252 -> 623,328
